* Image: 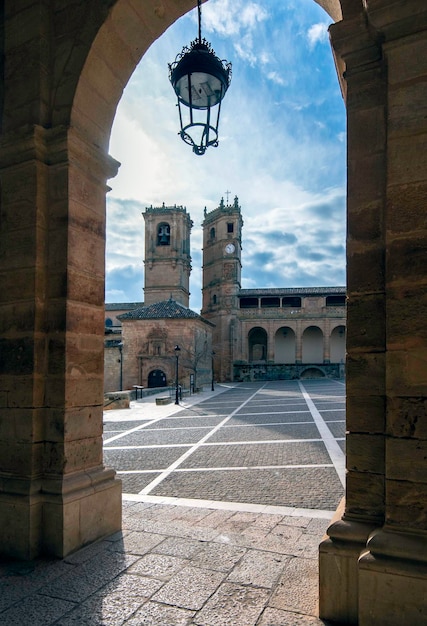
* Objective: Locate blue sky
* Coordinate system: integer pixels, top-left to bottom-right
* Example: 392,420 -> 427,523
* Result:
106,0 -> 346,312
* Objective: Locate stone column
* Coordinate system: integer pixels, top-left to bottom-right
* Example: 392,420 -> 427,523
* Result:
319,11 -> 387,624
357,4 -> 427,624
0,124 -> 122,559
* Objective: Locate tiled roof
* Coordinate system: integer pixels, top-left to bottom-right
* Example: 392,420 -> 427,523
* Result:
118,299 -> 214,325
239,287 -> 346,297
105,302 -> 144,310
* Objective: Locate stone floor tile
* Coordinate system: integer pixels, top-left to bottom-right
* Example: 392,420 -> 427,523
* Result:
192,509 -> 236,529
109,530 -> 166,555
0,593 -> 76,626
251,513 -> 284,531
123,601 -> 195,625
127,553 -> 189,580
193,582 -> 270,626
56,591 -> 145,625
190,542 -> 247,572
292,532 -> 323,559
257,607 -> 327,625
151,566 -> 225,610
153,536 -> 205,558
227,550 -> 290,588
269,557 -> 319,616
305,518 -> 330,535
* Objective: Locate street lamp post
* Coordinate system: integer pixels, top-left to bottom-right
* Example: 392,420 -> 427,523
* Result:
174,345 -> 181,404
211,351 -> 215,391
118,342 -> 123,391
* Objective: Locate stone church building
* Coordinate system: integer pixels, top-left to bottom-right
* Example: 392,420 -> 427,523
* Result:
104,197 -> 346,392
1,2 -> 427,624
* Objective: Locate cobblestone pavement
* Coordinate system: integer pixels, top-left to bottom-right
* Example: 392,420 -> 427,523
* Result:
0,380 -> 344,625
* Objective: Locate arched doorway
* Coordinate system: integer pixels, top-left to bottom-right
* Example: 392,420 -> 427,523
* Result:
148,369 -> 167,388
248,327 -> 268,362
302,326 -> 323,363
330,324 -> 346,362
275,326 -> 296,362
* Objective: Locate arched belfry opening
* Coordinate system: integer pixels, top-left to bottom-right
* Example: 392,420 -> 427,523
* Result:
2,2 -> 427,624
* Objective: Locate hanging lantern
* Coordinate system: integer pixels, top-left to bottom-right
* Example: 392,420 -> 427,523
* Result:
168,0 -> 232,155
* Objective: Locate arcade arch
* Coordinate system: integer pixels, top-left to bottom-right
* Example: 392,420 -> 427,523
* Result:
248,327 -> 268,362
4,2 -> 427,624
302,326 -> 324,363
274,326 -> 296,363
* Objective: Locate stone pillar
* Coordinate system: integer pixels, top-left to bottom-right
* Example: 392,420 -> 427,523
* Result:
320,3 -> 427,624
319,11 -> 387,624
357,4 -> 427,624
295,320 -> 302,363
0,124 -> 122,559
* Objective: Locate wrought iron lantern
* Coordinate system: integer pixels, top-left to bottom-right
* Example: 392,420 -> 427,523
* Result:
168,0 -> 232,155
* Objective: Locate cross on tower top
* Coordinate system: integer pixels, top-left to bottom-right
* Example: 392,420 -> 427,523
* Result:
225,190 -> 231,204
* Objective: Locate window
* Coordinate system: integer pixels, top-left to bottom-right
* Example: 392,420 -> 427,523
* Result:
326,295 -> 346,306
240,297 -> 259,308
282,297 -> 301,307
227,222 -> 234,233
157,223 -> 170,245
261,297 -> 280,308
210,227 -> 215,240
213,294 -> 217,304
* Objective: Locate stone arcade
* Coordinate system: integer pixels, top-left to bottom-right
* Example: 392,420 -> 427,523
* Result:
1,2 -> 427,624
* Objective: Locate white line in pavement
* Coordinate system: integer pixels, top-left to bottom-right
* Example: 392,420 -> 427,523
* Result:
138,384 -> 268,496
122,493 -> 335,519
298,381 -> 345,488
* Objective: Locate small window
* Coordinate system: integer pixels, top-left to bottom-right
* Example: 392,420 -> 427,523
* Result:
157,223 -> 170,245
227,222 -> 234,233
261,297 -> 280,308
105,318 -> 113,327
213,294 -> 217,305
326,295 -> 346,306
240,297 -> 259,309
282,297 -> 301,308
210,227 -> 215,240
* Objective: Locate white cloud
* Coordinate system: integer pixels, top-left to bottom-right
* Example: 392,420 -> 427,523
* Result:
307,22 -> 329,49
202,0 -> 268,37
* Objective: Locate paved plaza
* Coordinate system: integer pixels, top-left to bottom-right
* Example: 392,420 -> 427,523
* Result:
0,380 -> 345,625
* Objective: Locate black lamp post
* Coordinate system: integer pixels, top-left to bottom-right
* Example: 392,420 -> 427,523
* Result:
174,345 -> 181,404
118,342 -> 123,391
168,0 -> 232,155
211,351 -> 215,391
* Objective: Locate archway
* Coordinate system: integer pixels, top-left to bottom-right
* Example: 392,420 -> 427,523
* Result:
248,327 -> 268,362
330,324 -> 346,362
148,369 -> 167,388
275,326 -> 296,363
302,326 -> 324,363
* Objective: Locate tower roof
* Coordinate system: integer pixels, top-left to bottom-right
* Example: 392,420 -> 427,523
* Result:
117,298 -> 214,325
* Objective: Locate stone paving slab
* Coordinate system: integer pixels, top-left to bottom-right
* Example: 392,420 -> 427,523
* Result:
111,428 -> 213,446
151,467 -> 343,509
208,423 -> 322,442
179,441 -> 332,468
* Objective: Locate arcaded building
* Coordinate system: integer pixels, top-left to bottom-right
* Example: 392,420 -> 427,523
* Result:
104,198 -> 346,391
201,197 -> 346,382
2,3 -> 427,624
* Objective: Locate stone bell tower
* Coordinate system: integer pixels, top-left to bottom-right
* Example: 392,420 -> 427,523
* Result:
143,204 -> 193,306
202,195 -> 243,381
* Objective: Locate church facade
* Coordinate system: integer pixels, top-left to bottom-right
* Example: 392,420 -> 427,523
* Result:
104,197 -> 346,391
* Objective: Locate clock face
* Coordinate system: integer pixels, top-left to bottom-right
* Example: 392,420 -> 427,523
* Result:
225,243 -> 235,254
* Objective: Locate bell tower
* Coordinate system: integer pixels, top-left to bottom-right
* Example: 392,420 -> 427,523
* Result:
143,204 -> 193,306
202,195 -> 243,381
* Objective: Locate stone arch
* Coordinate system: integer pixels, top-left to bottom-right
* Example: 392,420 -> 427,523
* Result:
148,369 -> 167,388
330,324 -> 346,362
300,366 -> 326,379
274,326 -> 296,363
248,327 -> 268,362
302,326 -> 324,363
